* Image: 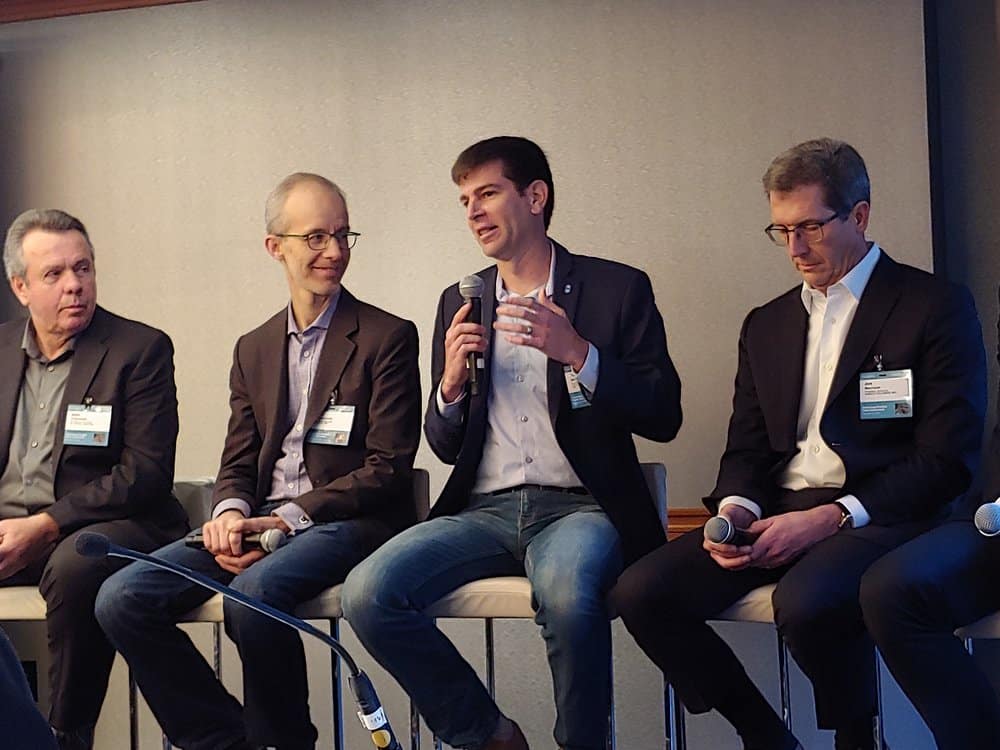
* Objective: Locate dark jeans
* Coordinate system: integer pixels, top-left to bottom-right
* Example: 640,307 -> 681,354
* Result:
96,518 -> 389,750
341,489 -> 623,750
0,627 -> 58,749
861,519 -> 1000,750
610,520 -> 925,734
0,517 -> 179,734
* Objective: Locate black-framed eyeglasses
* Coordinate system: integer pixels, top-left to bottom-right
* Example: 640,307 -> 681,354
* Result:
274,230 -> 361,251
764,212 -> 843,246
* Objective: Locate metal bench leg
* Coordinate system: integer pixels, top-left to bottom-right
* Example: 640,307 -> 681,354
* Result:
330,619 -> 344,750
409,698 -> 421,750
606,649 -> 616,750
776,631 -> 792,730
128,668 -> 140,750
666,681 -> 686,750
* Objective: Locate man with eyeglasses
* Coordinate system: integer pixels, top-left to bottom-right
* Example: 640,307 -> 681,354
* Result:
343,136 -> 682,750
611,138 -> 986,750
97,172 -> 422,750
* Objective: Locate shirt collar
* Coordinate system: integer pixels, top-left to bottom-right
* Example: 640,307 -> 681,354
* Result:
286,289 -> 341,337
21,319 -> 76,364
495,241 -> 556,301
799,243 -> 881,313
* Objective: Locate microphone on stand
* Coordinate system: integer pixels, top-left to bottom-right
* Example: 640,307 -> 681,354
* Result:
459,275 -> 485,396
76,532 -> 402,750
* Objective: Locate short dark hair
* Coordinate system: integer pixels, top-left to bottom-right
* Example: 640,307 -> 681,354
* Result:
762,138 -> 871,215
451,136 -> 555,229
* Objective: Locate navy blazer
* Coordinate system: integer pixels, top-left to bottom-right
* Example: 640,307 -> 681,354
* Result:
424,242 -> 682,564
706,251 -> 987,526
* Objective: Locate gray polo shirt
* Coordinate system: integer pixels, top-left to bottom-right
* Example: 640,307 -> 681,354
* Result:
0,322 -> 74,519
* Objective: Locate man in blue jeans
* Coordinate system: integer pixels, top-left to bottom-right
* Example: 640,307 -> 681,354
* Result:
96,173 -> 421,750
341,136 -> 682,750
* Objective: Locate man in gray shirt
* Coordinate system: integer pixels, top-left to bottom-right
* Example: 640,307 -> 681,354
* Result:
0,208 -> 186,749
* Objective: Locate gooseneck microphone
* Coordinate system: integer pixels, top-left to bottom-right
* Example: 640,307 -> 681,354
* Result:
704,515 -> 759,547
184,528 -> 287,553
974,501 -> 1000,537
76,533 -> 402,750
459,274 -> 485,396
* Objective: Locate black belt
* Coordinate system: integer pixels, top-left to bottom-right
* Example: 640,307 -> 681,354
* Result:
488,484 -> 589,496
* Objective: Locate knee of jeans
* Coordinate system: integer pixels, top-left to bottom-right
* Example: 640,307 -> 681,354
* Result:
533,569 -> 608,628
341,558 -> 402,628
94,571 -> 140,634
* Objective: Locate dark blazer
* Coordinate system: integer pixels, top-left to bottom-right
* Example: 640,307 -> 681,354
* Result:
0,306 -> 186,534
707,251 -> 987,525
212,289 -> 422,533
424,242 -> 682,564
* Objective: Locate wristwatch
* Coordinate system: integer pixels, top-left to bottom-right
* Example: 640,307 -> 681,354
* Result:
834,501 -> 853,530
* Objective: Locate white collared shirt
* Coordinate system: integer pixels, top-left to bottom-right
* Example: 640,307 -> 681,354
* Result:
437,243 -> 599,493
721,244 -> 882,527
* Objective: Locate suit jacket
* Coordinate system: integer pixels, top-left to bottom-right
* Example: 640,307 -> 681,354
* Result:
424,242 -> 682,564
706,252 -> 987,526
212,289 -> 422,533
0,306 -> 186,534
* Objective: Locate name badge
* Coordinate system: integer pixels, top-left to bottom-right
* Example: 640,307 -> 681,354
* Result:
563,365 -> 591,410
859,369 -> 913,420
64,404 -> 113,446
306,403 -> 356,446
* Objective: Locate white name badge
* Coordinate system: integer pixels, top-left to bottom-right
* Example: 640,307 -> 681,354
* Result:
859,369 -> 913,420
306,404 -> 356,446
563,365 -> 591,410
64,404 -> 113,446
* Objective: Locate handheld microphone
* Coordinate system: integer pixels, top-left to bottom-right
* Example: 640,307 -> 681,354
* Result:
974,501 -> 1000,536
184,528 -> 287,553
76,533 -> 402,750
459,274 -> 485,396
704,515 -> 759,547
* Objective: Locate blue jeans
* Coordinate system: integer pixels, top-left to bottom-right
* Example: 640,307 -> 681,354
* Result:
96,518 -> 389,750
341,489 -> 623,750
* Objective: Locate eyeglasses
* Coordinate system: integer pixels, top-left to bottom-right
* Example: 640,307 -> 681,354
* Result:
274,230 -> 361,251
764,212 -> 843,246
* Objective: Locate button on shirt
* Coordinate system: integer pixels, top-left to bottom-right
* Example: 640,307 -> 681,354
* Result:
0,322 -> 74,519
720,244 -> 882,527
213,295 -> 340,532
437,244 -> 600,493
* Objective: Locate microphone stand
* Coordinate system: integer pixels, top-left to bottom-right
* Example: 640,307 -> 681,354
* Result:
78,533 -> 402,750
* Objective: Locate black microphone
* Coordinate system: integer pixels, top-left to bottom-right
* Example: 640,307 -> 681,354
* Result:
459,274 -> 485,396
76,532 -> 402,750
184,528 -> 287,553
974,501 -> 1000,536
704,515 -> 758,546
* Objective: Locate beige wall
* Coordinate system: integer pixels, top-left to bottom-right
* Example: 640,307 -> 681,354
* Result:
0,1 -> 934,748
0,0 -> 931,510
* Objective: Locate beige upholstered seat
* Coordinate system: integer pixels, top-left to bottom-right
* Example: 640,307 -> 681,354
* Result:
0,586 -> 47,620
715,582 -> 777,623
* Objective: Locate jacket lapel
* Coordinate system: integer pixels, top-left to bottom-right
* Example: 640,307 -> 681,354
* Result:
547,243 -> 579,423
826,254 -> 901,406
54,307 -> 110,468
0,323 -> 27,472
768,293 -> 809,444
304,290 -> 358,429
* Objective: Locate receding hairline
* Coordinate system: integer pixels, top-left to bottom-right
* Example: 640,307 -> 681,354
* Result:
265,173 -> 347,234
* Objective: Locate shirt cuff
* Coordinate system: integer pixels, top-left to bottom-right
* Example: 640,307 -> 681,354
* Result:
436,383 -> 466,425
272,502 -> 313,534
575,342 -> 599,395
836,494 -> 870,528
212,498 -> 250,520
718,496 -> 762,520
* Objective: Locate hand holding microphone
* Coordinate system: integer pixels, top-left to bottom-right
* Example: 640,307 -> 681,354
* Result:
185,528 -> 287,553
703,515 -> 759,547
440,275 -> 487,402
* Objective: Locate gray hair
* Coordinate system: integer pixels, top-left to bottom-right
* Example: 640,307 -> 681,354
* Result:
264,173 -> 346,234
3,208 -> 94,280
762,138 -> 871,215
